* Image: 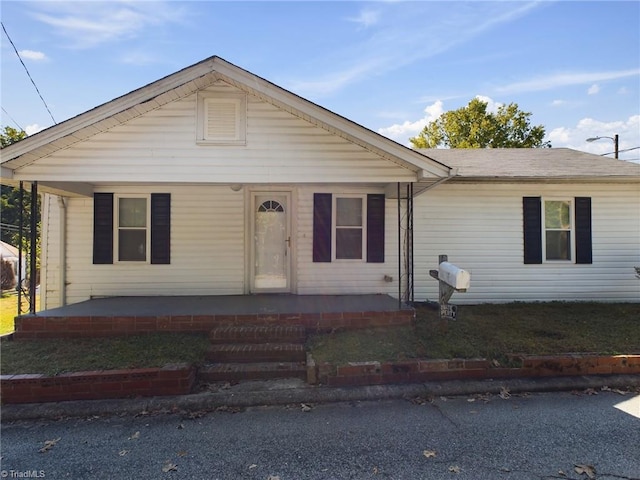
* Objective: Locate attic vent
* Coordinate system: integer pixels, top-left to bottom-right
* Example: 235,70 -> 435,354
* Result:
197,92 -> 246,145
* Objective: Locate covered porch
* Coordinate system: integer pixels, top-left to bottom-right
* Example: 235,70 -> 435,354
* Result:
13,294 -> 415,339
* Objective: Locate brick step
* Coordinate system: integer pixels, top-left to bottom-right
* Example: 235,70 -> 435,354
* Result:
206,343 -> 306,363
209,325 -> 306,345
199,362 -> 307,382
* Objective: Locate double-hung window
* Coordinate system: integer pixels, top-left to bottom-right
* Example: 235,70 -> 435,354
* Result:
117,196 -> 149,262
313,193 -> 385,263
523,196 -> 592,265
543,199 -> 573,261
93,193 -> 171,265
334,196 -> 365,260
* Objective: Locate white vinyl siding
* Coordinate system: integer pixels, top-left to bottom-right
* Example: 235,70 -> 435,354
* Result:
413,182 -> 640,303
296,186 -> 398,296
17,85 -> 416,184
53,185 -> 245,306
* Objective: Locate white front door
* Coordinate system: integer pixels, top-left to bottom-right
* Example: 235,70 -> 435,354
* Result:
251,192 -> 291,292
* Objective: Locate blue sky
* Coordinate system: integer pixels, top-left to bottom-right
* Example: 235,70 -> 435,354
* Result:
1,1 -> 639,161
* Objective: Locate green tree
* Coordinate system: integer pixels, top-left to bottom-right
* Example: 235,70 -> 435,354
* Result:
0,126 -> 39,287
0,126 -> 26,148
410,98 -> 550,149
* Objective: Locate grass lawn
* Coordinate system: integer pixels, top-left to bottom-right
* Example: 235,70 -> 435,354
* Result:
1,333 -> 210,376
308,302 -> 640,365
1,302 -> 638,376
0,292 -> 38,336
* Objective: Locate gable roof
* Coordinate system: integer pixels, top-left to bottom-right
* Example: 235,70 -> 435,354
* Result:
419,148 -> 640,182
1,56 -> 450,182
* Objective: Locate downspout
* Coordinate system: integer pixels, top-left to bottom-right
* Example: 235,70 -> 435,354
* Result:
57,196 -> 67,306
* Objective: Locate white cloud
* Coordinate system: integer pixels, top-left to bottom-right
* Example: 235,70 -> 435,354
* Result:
31,1 -> 187,49
496,68 -> 640,94
378,100 -> 444,145
346,9 -> 380,28
18,50 -> 47,61
587,84 -> 600,95
25,124 -> 45,136
290,2 -> 542,98
475,95 -> 502,113
551,99 -> 567,106
548,115 -> 640,162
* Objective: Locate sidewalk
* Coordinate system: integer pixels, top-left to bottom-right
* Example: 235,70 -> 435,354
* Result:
3,374 -> 639,422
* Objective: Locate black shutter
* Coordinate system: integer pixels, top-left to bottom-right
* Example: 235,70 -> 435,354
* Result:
313,193 -> 332,262
575,197 -> 592,264
523,197 -> 542,264
151,193 -> 171,264
93,193 -> 114,264
367,194 -> 385,263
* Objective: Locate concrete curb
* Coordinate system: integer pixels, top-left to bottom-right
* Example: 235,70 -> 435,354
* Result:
3,374 -> 639,422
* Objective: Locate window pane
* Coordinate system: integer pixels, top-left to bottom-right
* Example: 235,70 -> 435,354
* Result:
545,201 -> 571,229
119,198 -> 147,227
119,229 -> 147,261
336,228 -> 362,259
546,231 -> 571,260
336,198 -> 362,226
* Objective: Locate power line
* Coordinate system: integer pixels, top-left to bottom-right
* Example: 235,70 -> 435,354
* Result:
1,21 -> 57,125
1,107 -> 25,131
601,146 -> 640,156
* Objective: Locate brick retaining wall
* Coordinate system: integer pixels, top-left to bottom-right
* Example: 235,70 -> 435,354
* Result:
0,363 -> 195,404
314,354 -> 640,386
13,310 -> 414,339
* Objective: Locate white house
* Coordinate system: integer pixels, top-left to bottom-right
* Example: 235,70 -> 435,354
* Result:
1,56 -> 638,311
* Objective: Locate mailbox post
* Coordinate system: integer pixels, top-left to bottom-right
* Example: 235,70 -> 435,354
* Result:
429,254 -> 470,320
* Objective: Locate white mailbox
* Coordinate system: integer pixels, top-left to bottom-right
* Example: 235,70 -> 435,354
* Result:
438,262 -> 471,291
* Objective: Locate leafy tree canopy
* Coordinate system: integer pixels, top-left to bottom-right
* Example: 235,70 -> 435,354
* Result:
1,126 -> 26,148
410,98 -> 550,149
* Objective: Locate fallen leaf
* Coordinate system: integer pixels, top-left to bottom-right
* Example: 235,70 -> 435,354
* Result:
128,431 -> 140,440
491,359 -> 501,367
162,462 -> 178,473
467,398 -> 475,402
372,466 -> 379,474
499,387 -> 511,399
186,410 -> 207,419
301,403 -> 313,412
177,450 -> 188,457
601,386 -> 627,395
267,476 -> 280,480
472,393 -> 491,403
558,471 -> 567,477
574,464 -> 596,479
500,467 -> 511,472
118,450 -> 128,456
177,423 -> 185,429
39,438 -> 61,453
215,406 -> 243,414
410,396 -> 433,405
248,464 -> 258,469
423,450 -> 437,458
448,465 -> 461,474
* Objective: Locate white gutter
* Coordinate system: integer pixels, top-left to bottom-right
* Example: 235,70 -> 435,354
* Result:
413,168 -> 459,197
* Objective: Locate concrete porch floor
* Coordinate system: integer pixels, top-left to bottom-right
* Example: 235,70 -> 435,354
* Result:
29,294 -> 412,317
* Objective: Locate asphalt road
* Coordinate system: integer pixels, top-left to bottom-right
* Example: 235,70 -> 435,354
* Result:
1,390 -> 638,480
